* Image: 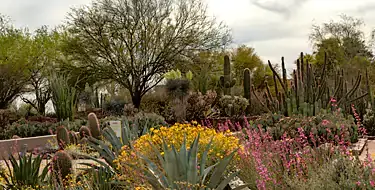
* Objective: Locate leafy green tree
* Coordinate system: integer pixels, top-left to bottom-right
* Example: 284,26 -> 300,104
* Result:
63,0 -> 231,108
309,14 -> 373,70
0,15 -> 33,109
231,45 -> 264,84
20,26 -> 61,115
176,50 -> 225,94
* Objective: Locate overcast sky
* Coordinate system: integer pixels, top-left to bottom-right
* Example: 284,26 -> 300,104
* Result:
1,0 -> 375,71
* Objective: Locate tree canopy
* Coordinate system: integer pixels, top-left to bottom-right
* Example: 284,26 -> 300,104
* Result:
63,0 -> 231,108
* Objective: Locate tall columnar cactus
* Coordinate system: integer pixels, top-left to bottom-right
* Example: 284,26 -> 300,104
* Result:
219,55 -> 236,95
255,52 -> 367,117
51,151 -> 73,182
88,112 -> 100,139
79,126 -> 92,138
56,126 -> 70,149
243,68 -> 251,114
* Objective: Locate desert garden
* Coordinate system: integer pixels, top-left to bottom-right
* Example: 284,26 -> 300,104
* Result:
1,0 -> 375,189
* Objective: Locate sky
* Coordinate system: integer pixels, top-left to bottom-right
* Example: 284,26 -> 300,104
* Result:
1,0 -> 375,72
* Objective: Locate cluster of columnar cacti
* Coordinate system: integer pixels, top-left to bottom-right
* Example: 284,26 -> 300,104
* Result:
51,150 -> 73,182
242,52 -> 367,116
56,112 -> 101,150
219,55 -> 236,95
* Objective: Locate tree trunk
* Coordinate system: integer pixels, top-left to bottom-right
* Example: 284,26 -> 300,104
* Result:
132,91 -> 142,109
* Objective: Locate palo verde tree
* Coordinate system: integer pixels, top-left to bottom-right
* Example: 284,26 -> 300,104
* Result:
0,15 -> 33,109
63,0 -> 231,108
20,26 -> 61,115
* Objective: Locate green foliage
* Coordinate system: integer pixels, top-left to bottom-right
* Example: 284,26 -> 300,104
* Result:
218,95 -> 249,117
251,110 -> 359,144
130,112 -> 167,136
56,126 -> 70,149
186,91 -> 218,121
0,119 -> 86,140
231,45 -> 263,83
49,73 -> 78,121
87,112 -> 100,139
64,0 -> 231,108
164,69 -> 183,80
138,135 -> 243,190
0,153 -> 49,189
0,17 -> 33,109
166,79 -> 191,99
51,151 -> 73,183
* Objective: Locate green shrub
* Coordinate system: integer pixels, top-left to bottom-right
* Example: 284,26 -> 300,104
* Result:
0,119 -> 86,140
250,110 -> 359,145
186,91 -> 217,121
217,95 -> 249,117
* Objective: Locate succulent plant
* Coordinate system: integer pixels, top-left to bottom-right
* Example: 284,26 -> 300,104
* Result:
0,152 -> 49,189
79,126 -> 92,138
243,68 -> 251,114
219,55 -> 236,95
69,131 -> 79,145
51,151 -> 73,182
56,126 -> 70,149
88,112 -> 101,139
139,135 -> 245,189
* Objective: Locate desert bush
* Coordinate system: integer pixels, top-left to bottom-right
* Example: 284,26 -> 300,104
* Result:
363,108 -> 375,136
140,90 -> 174,122
0,119 -> 86,140
103,98 -> 127,116
249,109 -> 360,145
236,119 -> 375,190
217,95 -> 249,117
123,103 -> 138,117
26,116 -> 58,123
114,122 -> 240,187
0,109 -> 20,130
186,90 -> 217,121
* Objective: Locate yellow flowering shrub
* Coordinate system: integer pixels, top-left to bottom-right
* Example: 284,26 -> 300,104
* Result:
114,122 -> 241,187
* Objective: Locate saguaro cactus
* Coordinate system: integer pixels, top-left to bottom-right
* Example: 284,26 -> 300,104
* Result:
219,55 -> 236,95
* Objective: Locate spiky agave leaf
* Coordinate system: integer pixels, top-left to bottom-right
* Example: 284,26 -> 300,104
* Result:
139,135 -> 242,190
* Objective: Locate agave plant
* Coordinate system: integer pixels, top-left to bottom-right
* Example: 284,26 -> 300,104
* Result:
138,135 -> 247,190
78,118 -> 151,173
0,153 -> 49,189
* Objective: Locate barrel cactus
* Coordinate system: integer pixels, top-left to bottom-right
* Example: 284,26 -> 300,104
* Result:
51,150 -> 73,182
56,126 -> 70,149
79,126 -> 92,138
69,131 -> 79,145
88,113 -> 100,139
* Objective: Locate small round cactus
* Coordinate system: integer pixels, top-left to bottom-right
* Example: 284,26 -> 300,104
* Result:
79,126 -> 91,138
51,150 -> 73,182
